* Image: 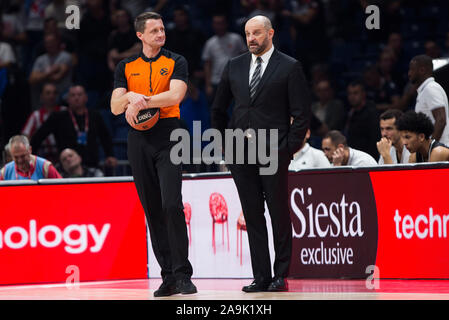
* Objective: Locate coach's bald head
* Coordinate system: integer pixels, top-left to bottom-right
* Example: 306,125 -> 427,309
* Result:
244,15 -> 274,56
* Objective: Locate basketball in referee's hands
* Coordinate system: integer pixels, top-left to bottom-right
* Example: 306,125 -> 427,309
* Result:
130,108 -> 160,131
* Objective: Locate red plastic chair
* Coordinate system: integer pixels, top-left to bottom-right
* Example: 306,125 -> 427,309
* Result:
209,192 -> 229,254
183,202 -> 192,246
236,211 -> 247,265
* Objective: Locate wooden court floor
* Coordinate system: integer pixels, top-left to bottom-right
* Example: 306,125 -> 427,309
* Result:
0,278 -> 449,300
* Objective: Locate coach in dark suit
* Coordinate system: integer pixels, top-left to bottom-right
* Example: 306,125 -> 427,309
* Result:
211,16 -> 311,292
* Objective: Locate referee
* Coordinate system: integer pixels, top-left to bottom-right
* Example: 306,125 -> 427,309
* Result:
110,12 -> 196,297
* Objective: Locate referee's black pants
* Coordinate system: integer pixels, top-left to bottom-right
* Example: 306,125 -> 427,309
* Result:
127,118 -> 193,282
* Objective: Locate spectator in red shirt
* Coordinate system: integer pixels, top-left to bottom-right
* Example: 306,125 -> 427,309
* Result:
21,82 -> 66,163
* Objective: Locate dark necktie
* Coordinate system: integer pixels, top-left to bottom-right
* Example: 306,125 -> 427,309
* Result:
250,57 -> 262,99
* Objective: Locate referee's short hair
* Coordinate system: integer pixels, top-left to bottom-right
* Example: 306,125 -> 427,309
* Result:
134,12 -> 162,33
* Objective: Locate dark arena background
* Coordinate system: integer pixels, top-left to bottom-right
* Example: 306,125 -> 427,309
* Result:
1,0 -> 449,311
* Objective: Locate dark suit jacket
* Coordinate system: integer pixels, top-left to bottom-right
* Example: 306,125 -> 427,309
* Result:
211,49 -> 311,158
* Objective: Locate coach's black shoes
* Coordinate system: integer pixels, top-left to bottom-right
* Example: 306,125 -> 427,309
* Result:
154,280 -> 180,297
267,277 -> 288,292
176,278 -> 197,294
242,279 -> 270,292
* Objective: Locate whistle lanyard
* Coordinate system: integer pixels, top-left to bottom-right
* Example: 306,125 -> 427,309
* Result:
69,110 -> 89,145
69,110 -> 89,133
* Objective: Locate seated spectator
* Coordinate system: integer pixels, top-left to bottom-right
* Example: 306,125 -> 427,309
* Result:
344,80 -> 380,159
397,111 -> 449,163
363,65 -> 401,112
377,109 -> 410,164
28,32 -> 73,108
21,83 -> 67,163
322,130 -> 377,167
59,148 -> 104,178
311,79 -> 346,131
202,13 -> 247,103
32,17 -> 78,67
408,54 -> 449,146
107,9 -> 141,73
289,129 -> 331,171
0,135 -> 61,180
30,85 -> 117,169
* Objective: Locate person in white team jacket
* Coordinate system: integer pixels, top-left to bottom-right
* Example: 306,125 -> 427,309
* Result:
408,54 -> 449,145
289,129 -> 331,170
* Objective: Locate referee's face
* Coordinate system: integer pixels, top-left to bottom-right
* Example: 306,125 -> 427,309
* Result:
138,18 -> 166,49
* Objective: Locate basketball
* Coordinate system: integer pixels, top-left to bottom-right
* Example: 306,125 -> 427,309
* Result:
130,108 -> 160,131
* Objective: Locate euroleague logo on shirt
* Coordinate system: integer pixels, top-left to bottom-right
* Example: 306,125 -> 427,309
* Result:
160,68 -> 169,76
0,220 -> 111,254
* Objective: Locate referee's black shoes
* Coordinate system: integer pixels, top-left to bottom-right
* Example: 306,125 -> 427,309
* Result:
153,280 -> 180,297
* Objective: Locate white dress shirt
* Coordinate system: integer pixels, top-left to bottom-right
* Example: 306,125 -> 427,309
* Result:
249,45 -> 274,84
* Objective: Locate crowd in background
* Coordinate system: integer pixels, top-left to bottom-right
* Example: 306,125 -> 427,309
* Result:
1,0 -> 449,178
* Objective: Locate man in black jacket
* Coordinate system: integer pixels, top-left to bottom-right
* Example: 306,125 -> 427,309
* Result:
344,80 -> 380,159
31,85 -> 117,169
211,15 -> 311,292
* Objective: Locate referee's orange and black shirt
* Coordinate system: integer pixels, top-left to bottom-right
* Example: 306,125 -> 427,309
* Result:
113,48 -> 188,119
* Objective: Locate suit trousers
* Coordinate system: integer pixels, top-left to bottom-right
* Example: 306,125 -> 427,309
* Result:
127,118 -> 193,282
228,138 -> 292,282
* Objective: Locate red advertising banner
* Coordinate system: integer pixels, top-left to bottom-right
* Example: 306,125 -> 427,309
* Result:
370,168 -> 449,279
0,182 -> 148,285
